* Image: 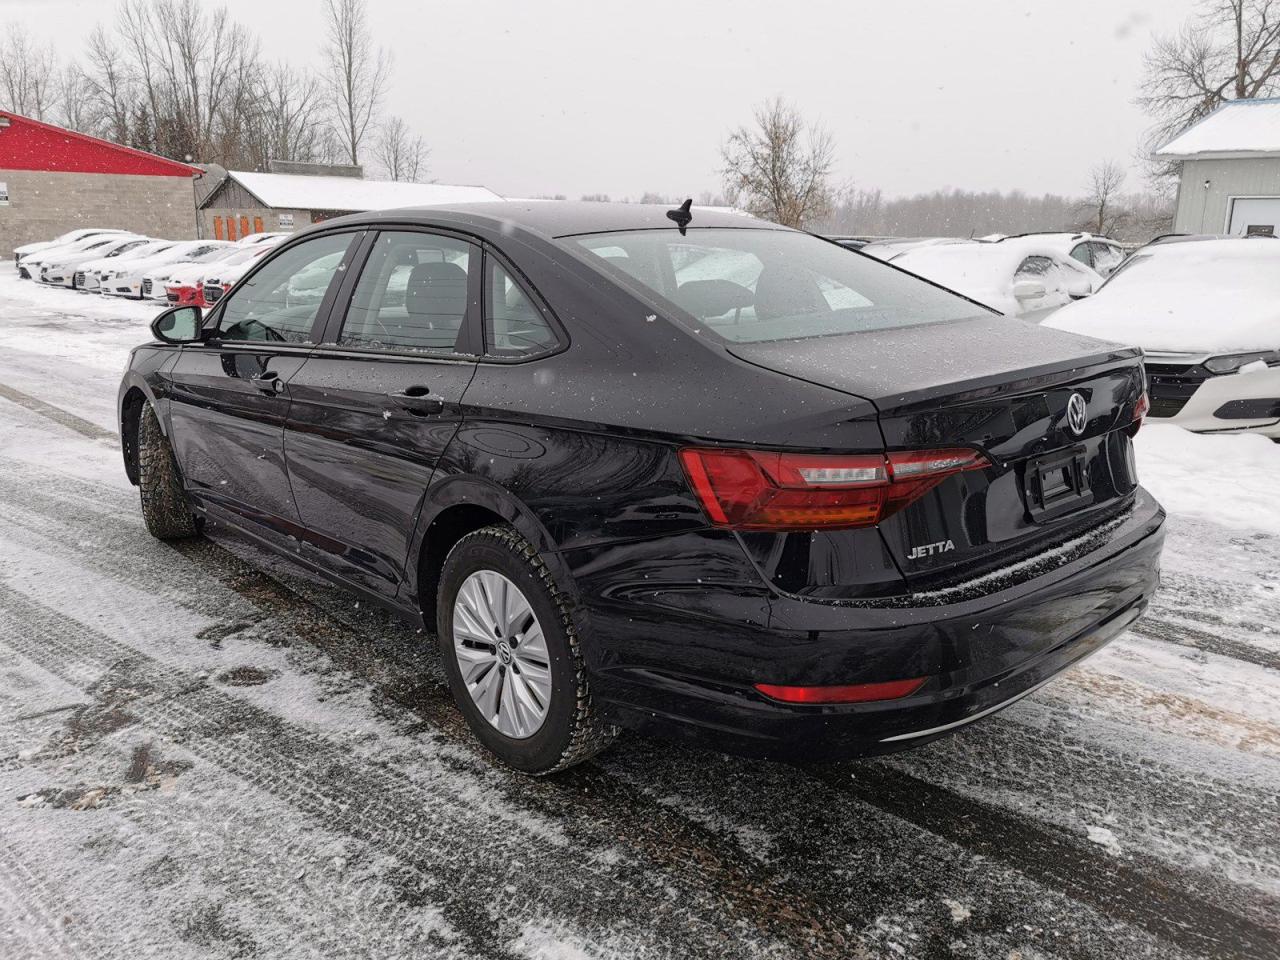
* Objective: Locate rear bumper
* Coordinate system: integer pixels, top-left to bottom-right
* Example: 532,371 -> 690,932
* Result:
582,489 -> 1164,760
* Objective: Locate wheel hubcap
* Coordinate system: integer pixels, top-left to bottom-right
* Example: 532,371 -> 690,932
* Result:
452,570 -> 551,739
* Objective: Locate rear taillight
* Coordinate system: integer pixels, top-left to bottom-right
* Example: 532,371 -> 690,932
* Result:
1134,391 -> 1149,426
754,677 -> 927,704
679,446 -> 989,531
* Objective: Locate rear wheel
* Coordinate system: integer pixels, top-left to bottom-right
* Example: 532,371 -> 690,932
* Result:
137,404 -> 198,540
437,525 -> 617,774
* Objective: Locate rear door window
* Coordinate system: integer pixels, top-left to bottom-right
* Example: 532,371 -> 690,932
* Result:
485,258 -> 560,357
338,231 -> 477,354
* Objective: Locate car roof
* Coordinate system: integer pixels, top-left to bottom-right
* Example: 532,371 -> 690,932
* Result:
325,200 -> 772,240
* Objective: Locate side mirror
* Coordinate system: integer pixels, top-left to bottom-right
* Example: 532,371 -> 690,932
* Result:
1012,279 -> 1047,301
1066,278 -> 1093,299
151,305 -> 204,344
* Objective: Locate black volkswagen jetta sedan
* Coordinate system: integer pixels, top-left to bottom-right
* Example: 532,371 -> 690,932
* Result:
118,201 -> 1164,774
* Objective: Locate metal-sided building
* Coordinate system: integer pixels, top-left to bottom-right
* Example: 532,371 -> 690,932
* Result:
197,164 -> 502,240
0,110 -> 201,255
1159,98 -> 1280,237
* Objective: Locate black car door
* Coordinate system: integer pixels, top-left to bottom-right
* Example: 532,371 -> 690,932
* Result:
164,230 -> 363,536
282,228 -> 481,598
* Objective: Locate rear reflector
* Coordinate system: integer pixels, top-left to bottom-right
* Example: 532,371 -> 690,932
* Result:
679,446 -> 989,531
754,677 -> 927,704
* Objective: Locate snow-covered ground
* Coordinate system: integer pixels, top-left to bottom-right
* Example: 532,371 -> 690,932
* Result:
0,271 -> 1277,959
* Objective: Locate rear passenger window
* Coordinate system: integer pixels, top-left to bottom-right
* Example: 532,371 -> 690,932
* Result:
485,259 -> 559,357
340,231 -> 475,354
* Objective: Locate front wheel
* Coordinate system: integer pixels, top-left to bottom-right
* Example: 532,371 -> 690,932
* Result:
437,525 -> 617,774
137,404 -> 199,540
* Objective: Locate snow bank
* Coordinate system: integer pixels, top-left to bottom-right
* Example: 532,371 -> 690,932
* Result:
1135,423 -> 1280,534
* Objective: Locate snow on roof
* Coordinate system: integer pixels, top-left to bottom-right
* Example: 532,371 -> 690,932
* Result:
1155,99 -> 1280,159
214,171 -> 502,212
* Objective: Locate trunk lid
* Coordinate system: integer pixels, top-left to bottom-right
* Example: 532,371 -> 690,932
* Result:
728,317 -> 1146,590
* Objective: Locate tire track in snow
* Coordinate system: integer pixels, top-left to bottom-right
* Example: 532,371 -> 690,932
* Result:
0,383 -> 116,442
3,449 -> 1277,957
0,830 -> 116,960
0,582 -> 875,959
802,761 -> 1280,960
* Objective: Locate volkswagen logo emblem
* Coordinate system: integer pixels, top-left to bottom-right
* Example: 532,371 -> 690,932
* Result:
1066,393 -> 1088,436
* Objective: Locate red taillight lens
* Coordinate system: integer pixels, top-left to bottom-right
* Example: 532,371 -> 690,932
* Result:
1133,391 -> 1149,429
679,446 -> 988,531
754,677 -> 927,704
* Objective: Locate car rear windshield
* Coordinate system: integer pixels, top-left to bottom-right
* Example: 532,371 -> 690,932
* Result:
569,228 -> 988,343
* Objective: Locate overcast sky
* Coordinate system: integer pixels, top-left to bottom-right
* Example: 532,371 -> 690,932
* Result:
15,0 -> 1201,199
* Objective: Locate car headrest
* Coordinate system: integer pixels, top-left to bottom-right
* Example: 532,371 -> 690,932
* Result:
752,266 -> 831,322
675,279 -> 755,319
406,261 -> 467,318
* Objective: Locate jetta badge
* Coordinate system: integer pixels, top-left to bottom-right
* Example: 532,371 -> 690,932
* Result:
1066,392 -> 1088,436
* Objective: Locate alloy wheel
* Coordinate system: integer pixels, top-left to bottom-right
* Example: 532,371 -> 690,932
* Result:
452,569 -> 552,739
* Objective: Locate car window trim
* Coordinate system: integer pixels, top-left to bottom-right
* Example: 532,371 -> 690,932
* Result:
314,225 -> 484,360
477,244 -> 569,364
201,227 -> 367,347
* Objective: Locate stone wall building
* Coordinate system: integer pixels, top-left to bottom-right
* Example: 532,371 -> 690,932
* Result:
0,110 -> 201,255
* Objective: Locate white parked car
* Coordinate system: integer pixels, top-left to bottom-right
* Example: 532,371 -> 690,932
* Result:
890,237 -> 1103,321
103,240 -> 234,299
1015,231 -> 1129,278
12,228 -> 131,272
1047,237 -> 1280,439
860,237 -> 966,261
141,244 -> 242,301
196,242 -> 282,304
39,235 -> 150,288
79,239 -> 177,293
236,231 -> 290,247
18,233 -> 140,280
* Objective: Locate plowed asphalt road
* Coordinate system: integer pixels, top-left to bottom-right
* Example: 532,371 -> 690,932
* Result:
0,278 -> 1277,959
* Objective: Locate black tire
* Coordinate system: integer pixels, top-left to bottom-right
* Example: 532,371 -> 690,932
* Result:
437,525 -> 618,774
137,403 -> 198,540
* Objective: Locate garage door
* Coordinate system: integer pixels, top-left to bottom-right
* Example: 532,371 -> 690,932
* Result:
1227,197 -> 1280,236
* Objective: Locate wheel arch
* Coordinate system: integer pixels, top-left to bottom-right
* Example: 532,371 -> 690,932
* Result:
118,375 -> 159,486
408,475 -> 575,628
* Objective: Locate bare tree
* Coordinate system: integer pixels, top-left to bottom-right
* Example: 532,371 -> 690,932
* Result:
80,25 -> 135,144
55,66 -> 94,133
373,115 -> 428,181
0,26 -> 58,119
242,64 -> 326,169
1139,0 -> 1280,161
323,0 -> 391,165
720,97 -> 836,228
1081,160 -> 1128,235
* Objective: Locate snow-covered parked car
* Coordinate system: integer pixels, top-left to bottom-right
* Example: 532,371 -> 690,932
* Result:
79,239 -> 178,293
860,237 -> 965,261
890,237 -> 1103,321
142,244 -> 241,301
103,240 -> 234,299
12,228 -> 131,272
195,241 -> 284,305
1009,231 -> 1129,278
1046,237 -> 1280,439
235,231 -> 291,247
39,235 -> 149,288
18,232 -> 138,280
